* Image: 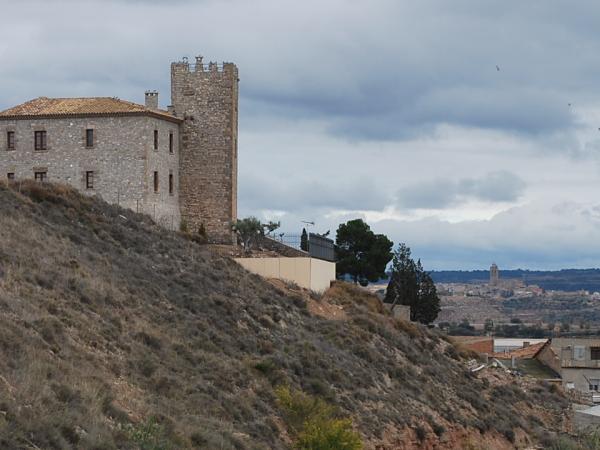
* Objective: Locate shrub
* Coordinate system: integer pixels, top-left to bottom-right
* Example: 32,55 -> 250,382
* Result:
192,223 -> 208,245
275,386 -> 362,450
179,220 -> 189,233
124,417 -> 169,450
431,422 -> 445,437
414,424 -> 426,442
296,418 -> 363,450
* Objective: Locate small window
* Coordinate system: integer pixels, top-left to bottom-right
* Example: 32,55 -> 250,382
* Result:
7,173 -> 14,181
590,379 -> 600,391
7,131 -> 15,150
574,346 -> 586,361
169,173 -> 173,195
86,171 -> 94,189
34,171 -> 47,182
153,171 -> 159,193
154,130 -> 159,150
169,132 -> 174,153
86,129 -> 94,147
34,131 -> 47,151
591,347 -> 600,360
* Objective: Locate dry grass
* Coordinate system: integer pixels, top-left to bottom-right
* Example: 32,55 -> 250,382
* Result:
0,182 -> 571,449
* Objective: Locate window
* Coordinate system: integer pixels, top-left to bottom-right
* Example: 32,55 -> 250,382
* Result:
590,379 -> 600,391
169,132 -> 174,153
153,171 -> 159,192
86,171 -> 94,189
154,130 -> 158,150
7,131 -> 15,150
591,347 -> 600,360
34,131 -> 47,151
34,171 -> 47,182
7,173 -> 14,181
169,173 -> 173,195
574,346 -> 586,361
86,129 -> 94,147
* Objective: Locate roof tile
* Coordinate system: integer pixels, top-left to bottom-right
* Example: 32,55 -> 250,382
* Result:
0,97 -> 180,123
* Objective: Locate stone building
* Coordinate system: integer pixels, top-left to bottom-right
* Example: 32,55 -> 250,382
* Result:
535,338 -> 600,394
0,56 -> 239,244
490,263 -> 499,286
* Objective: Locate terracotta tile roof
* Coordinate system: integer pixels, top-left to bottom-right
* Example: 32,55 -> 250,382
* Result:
0,97 -> 181,123
492,341 -> 547,360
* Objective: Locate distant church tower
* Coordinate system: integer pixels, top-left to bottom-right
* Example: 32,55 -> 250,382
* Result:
490,263 -> 499,286
171,56 -> 239,244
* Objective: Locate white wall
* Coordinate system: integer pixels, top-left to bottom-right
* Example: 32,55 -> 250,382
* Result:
235,257 -> 335,293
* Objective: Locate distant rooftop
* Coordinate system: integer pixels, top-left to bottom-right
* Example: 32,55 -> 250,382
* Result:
0,97 -> 181,123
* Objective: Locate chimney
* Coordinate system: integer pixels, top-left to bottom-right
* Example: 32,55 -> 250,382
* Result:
145,91 -> 159,110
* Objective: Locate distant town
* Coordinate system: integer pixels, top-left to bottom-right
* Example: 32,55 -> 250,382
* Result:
436,265 -> 600,337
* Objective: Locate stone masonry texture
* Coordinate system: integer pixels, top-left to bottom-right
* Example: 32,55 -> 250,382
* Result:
0,116 -> 180,229
0,55 -> 240,242
171,58 -> 239,244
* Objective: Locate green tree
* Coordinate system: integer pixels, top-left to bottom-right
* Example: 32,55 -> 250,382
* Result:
232,217 -> 281,253
384,243 -> 441,324
384,244 -> 418,310
275,386 -> 363,450
484,318 -> 494,334
416,269 -> 441,324
335,219 -> 393,286
300,228 -> 309,252
263,220 -> 281,235
232,217 -> 263,253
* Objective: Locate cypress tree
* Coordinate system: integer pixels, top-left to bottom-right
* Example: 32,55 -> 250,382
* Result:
385,244 -> 441,324
300,228 -> 309,252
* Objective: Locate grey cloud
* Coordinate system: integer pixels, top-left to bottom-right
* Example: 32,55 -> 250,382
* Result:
2,0 -> 599,270
1,0 -> 598,142
239,174 -> 390,213
373,201 -> 600,270
397,171 -> 526,209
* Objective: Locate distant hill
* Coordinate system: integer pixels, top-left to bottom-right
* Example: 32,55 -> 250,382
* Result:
0,182 -> 571,449
430,269 -> 600,292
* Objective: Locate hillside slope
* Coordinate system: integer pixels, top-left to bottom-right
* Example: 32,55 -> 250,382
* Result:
0,182 -> 570,449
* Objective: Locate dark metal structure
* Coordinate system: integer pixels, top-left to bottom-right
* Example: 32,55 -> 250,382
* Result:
269,232 -> 335,262
308,233 -> 335,262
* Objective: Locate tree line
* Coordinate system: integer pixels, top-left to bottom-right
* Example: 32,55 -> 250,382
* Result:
335,218 -> 440,324
231,216 -> 441,324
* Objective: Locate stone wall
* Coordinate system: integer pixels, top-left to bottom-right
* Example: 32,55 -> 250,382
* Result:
0,115 -> 181,229
536,342 -> 561,375
171,58 -> 238,244
143,117 -> 181,230
383,304 -> 412,322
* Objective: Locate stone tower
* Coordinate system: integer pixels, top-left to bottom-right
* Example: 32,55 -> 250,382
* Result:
490,263 -> 499,286
171,56 -> 239,244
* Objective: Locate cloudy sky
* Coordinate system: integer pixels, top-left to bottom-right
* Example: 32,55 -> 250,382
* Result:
2,0 -> 600,270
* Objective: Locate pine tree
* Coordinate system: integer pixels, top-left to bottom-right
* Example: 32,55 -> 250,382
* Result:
415,270 -> 441,324
385,244 -> 441,324
384,244 -> 418,310
335,219 -> 393,286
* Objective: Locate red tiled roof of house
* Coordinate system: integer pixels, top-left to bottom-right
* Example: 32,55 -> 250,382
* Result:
0,97 -> 181,123
492,341 -> 547,360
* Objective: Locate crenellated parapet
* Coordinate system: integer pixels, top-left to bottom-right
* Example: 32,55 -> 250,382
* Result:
171,54 -> 239,244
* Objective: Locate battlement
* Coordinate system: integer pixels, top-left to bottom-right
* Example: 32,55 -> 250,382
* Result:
171,53 -> 239,244
172,56 -> 237,76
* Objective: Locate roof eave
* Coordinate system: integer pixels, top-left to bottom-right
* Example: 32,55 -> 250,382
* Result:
0,111 -> 183,124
